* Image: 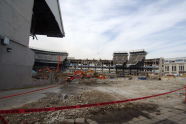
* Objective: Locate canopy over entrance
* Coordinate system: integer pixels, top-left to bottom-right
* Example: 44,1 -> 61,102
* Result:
31,0 -> 65,38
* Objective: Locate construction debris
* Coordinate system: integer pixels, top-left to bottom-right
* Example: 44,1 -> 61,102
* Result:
3,77 -> 186,123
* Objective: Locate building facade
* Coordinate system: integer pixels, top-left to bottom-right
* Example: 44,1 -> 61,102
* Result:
144,58 -> 164,75
0,0 -> 65,89
163,57 -> 186,75
32,48 -> 68,71
113,52 -> 128,66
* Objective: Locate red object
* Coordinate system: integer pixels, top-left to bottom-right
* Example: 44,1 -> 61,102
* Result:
74,70 -> 84,75
97,75 -> 106,79
86,75 -> 91,78
70,76 -> 75,80
185,86 -> 186,103
0,87 -> 184,114
0,115 -> 8,124
0,85 -> 58,100
66,75 -> 82,81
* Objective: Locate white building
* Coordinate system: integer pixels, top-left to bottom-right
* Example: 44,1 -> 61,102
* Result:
164,57 -> 186,75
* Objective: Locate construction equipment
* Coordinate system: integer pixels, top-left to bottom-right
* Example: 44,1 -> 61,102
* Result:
65,70 -> 107,82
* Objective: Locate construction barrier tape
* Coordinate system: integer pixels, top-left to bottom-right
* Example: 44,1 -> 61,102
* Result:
0,85 -> 58,100
0,87 -> 184,114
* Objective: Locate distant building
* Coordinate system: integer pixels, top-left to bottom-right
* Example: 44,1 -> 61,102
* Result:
127,50 -> 147,68
163,57 -> 186,75
31,48 -> 68,71
144,58 -> 164,74
113,52 -> 128,66
112,50 -> 147,76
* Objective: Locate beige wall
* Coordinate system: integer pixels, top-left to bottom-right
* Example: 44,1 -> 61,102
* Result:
164,63 -> 186,75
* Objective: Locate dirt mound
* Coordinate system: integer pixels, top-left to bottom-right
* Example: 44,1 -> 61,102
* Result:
91,103 -> 159,124
5,90 -> 117,123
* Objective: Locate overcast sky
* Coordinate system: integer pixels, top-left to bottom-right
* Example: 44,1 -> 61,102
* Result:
29,0 -> 186,59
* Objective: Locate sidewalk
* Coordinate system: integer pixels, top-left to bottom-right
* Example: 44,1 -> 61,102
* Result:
0,84 -> 61,110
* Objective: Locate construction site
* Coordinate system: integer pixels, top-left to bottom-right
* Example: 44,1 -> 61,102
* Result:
0,0 -> 186,124
1,47 -> 186,124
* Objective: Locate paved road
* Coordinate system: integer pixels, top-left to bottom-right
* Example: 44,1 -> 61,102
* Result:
0,85 -> 61,110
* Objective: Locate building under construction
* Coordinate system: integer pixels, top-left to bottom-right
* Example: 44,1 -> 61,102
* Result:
144,58 -> 164,75
65,50 -> 147,76
32,48 -> 68,72
114,50 -> 147,76
113,52 -> 128,66
67,58 -> 114,73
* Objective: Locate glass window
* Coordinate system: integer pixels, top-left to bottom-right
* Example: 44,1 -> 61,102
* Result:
172,66 -> 176,71
179,66 -> 185,71
179,66 -> 181,71
175,59 -> 183,62
165,66 -> 169,71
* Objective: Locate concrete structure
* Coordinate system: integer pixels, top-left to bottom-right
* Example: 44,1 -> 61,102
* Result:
163,57 -> 186,75
127,50 -> 147,67
144,58 -> 164,75
113,50 -> 147,76
32,48 -> 68,71
0,0 -> 65,89
113,52 -> 128,66
67,58 -> 114,73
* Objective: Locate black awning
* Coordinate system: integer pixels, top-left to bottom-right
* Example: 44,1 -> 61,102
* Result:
30,0 -> 65,37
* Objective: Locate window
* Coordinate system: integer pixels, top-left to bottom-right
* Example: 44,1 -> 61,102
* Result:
172,66 -> 176,71
179,65 -> 184,71
165,60 -> 169,63
175,59 -> 183,62
165,66 -> 169,71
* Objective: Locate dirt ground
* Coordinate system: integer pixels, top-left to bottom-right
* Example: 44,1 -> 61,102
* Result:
2,77 -> 186,124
